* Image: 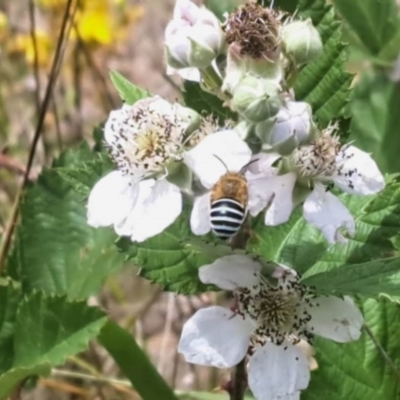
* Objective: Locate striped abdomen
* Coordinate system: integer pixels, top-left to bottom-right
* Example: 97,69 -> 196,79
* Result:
210,198 -> 246,239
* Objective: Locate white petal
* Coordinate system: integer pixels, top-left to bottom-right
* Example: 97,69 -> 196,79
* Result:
334,145 -> 385,195
115,179 -> 182,242
178,306 -> 253,368
87,171 -> 138,228
303,184 -> 355,244
199,255 -> 262,290
308,295 -> 364,343
173,0 -> 199,24
167,65 -> 201,81
248,341 -> 310,400
247,152 -> 281,175
264,173 -> 297,225
190,193 -> 211,235
184,130 -> 252,188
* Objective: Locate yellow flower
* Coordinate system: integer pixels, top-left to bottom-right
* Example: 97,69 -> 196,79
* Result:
7,30 -> 53,67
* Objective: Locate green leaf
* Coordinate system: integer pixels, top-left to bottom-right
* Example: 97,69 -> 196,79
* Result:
117,205 -> 217,294
183,81 -> 237,123
0,283 -> 22,375
109,70 -> 149,105
294,0 -> 353,126
349,71 -> 400,174
0,292 -> 107,399
205,0 -> 240,20
302,257 -> 400,297
99,321 -> 178,400
248,182 -> 400,298
304,298 -> 400,400
12,144 -> 126,300
333,0 -> 400,61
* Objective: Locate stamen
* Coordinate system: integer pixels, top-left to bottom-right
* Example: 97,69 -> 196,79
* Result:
236,268 -> 316,347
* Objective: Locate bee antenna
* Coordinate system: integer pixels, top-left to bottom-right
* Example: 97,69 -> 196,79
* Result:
240,158 -> 259,174
213,154 -> 229,172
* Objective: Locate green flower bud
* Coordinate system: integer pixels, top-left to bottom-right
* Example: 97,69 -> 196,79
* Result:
256,101 -> 316,155
281,18 -> 323,66
231,75 -> 281,123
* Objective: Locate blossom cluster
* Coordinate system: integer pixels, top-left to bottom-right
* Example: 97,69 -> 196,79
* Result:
86,1 -> 385,399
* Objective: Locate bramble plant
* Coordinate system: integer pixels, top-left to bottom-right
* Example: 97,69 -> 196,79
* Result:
1,0 -> 400,399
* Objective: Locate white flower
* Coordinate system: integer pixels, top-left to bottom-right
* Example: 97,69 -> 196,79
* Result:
165,0 -> 224,81
183,131 -> 275,236
259,125 -> 385,243
178,255 -> 364,400
87,96 -> 195,242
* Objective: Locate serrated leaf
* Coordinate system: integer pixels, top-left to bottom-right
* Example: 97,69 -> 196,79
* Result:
0,292 -> 107,399
99,321 -> 178,400
302,257 -> 400,297
349,71 -> 400,174
248,183 -> 400,298
333,0 -> 400,62
294,0 -> 353,126
0,283 -> 22,375
12,144 -> 126,300
109,70 -> 149,105
304,298 -> 400,400
183,81 -> 237,123
117,205 -> 216,294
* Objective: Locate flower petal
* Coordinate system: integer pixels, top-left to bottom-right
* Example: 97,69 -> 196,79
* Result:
87,171 -> 138,228
173,0 -> 199,24
308,295 -> 364,343
248,341 -> 310,400
199,255 -> 262,290
334,145 -> 385,195
264,173 -> 297,225
115,179 -> 182,242
303,183 -> 355,244
178,306 -> 253,368
167,64 -> 201,81
190,193 -> 211,235
184,130 -> 252,188
247,152 -> 281,175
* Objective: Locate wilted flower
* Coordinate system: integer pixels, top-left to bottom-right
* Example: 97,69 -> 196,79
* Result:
165,0 -> 224,81
183,131 -> 275,237
179,255 -> 364,400
223,2 -> 281,61
87,96 -> 200,242
260,124 -> 385,243
281,18 -> 323,66
256,100 -> 316,155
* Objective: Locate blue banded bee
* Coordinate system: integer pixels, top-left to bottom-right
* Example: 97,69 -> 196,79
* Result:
210,157 -> 256,239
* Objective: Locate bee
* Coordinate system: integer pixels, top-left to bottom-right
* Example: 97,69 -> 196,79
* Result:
210,156 -> 255,240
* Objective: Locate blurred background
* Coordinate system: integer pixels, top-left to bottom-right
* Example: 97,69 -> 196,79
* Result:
0,0 -> 241,398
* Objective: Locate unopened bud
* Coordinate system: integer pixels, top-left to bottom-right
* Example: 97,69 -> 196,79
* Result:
165,0 -> 224,71
256,101 -> 316,155
231,75 -> 281,123
281,18 -> 323,66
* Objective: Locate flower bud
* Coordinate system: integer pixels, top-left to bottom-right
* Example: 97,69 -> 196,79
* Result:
222,43 -> 283,95
231,75 -> 281,123
165,0 -> 224,72
256,101 -> 316,155
281,18 -> 323,66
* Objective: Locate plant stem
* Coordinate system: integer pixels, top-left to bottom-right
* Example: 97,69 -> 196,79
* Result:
364,324 -> 400,382
230,358 -> 247,400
